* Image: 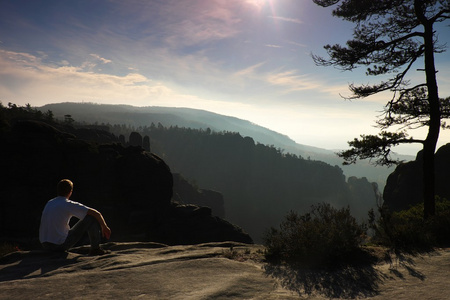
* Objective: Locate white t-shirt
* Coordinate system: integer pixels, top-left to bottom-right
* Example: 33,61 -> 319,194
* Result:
39,196 -> 89,245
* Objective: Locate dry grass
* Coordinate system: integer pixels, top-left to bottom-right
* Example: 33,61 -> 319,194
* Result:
222,245 -> 266,263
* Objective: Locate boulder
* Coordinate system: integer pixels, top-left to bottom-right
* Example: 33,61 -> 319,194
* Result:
149,204 -> 253,245
172,173 -> 225,218
129,131 -> 143,147
383,143 -> 450,211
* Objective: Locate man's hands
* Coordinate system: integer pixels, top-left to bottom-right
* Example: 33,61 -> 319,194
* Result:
102,226 -> 112,239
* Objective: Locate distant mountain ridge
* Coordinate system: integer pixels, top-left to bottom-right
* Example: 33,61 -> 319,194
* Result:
39,102 -> 414,188
41,102 -> 305,151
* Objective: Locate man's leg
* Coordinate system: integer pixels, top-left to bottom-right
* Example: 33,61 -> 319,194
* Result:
62,215 -> 102,250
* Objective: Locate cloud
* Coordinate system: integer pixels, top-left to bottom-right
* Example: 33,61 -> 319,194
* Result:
121,0 -> 246,48
287,41 -> 307,48
165,16 -> 240,47
268,15 -> 303,24
90,54 -> 112,64
233,62 -> 351,99
266,69 -> 321,92
0,49 -> 172,106
234,62 -> 265,77
265,44 -> 282,48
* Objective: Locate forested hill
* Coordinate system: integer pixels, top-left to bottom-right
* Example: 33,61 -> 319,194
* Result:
132,126 -> 379,241
39,102 -> 412,188
35,102 -> 379,241
40,102 -> 297,152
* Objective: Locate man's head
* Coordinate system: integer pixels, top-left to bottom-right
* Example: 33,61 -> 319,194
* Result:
57,179 -> 73,197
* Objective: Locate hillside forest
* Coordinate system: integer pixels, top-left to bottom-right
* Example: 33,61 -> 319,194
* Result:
2,102 -> 380,243
125,125 -> 379,241
41,102 -> 404,190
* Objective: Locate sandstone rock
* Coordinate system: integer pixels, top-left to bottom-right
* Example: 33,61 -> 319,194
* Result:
383,143 -> 450,211
129,131 -> 143,147
0,119 -> 252,245
143,135 -> 150,152
150,204 -> 253,245
172,173 -> 225,218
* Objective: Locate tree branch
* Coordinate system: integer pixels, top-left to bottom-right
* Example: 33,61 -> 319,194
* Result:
337,131 -> 424,166
312,0 -> 339,7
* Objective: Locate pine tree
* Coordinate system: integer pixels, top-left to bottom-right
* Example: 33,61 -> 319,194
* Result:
312,0 -> 450,218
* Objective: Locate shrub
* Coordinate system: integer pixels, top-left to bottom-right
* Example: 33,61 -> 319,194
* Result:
263,203 -> 365,267
369,197 -> 450,251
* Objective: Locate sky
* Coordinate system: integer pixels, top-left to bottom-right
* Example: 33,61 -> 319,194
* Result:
1,0 -> 450,155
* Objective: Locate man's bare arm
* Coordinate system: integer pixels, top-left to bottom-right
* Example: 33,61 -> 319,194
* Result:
87,208 -> 111,239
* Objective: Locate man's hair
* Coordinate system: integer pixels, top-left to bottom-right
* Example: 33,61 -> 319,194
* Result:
57,179 -> 73,197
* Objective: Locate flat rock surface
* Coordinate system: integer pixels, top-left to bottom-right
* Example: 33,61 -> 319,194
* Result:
1,242 -> 450,299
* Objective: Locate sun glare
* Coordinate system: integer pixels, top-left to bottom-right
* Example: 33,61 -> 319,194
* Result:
245,0 -> 277,18
246,0 -> 269,9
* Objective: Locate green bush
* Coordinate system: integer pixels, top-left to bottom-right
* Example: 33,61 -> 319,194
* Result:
369,197 -> 450,251
263,203 -> 365,267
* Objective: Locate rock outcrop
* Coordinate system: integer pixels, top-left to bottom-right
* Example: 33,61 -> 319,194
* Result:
0,119 -> 252,246
347,176 -> 380,217
172,173 -> 225,218
383,143 -> 450,211
3,241 -> 450,299
151,204 -> 252,244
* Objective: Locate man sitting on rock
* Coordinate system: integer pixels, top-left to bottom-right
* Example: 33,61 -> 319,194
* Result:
39,179 -> 111,255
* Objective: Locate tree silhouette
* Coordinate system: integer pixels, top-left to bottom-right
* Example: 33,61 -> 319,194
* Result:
312,0 -> 450,218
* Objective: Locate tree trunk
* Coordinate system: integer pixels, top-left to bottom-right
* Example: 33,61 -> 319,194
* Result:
423,140 -> 437,219
420,7 -> 440,219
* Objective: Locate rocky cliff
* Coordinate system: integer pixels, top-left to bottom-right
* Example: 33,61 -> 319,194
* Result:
0,119 -> 252,246
383,143 -> 450,211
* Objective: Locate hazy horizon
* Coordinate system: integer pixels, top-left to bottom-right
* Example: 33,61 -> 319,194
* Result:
1,0 -> 450,155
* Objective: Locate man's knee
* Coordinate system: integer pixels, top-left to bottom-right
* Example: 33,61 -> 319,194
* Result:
84,214 -> 96,223
84,215 -> 101,233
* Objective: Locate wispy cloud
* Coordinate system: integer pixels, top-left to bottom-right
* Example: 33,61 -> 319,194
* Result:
234,62 -> 265,77
266,69 -> 321,92
90,54 -> 112,64
0,50 -> 171,105
0,48 -> 268,115
268,16 -> 303,24
265,44 -> 282,48
287,41 -> 307,48
234,62 -> 349,98
148,0 -> 244,48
